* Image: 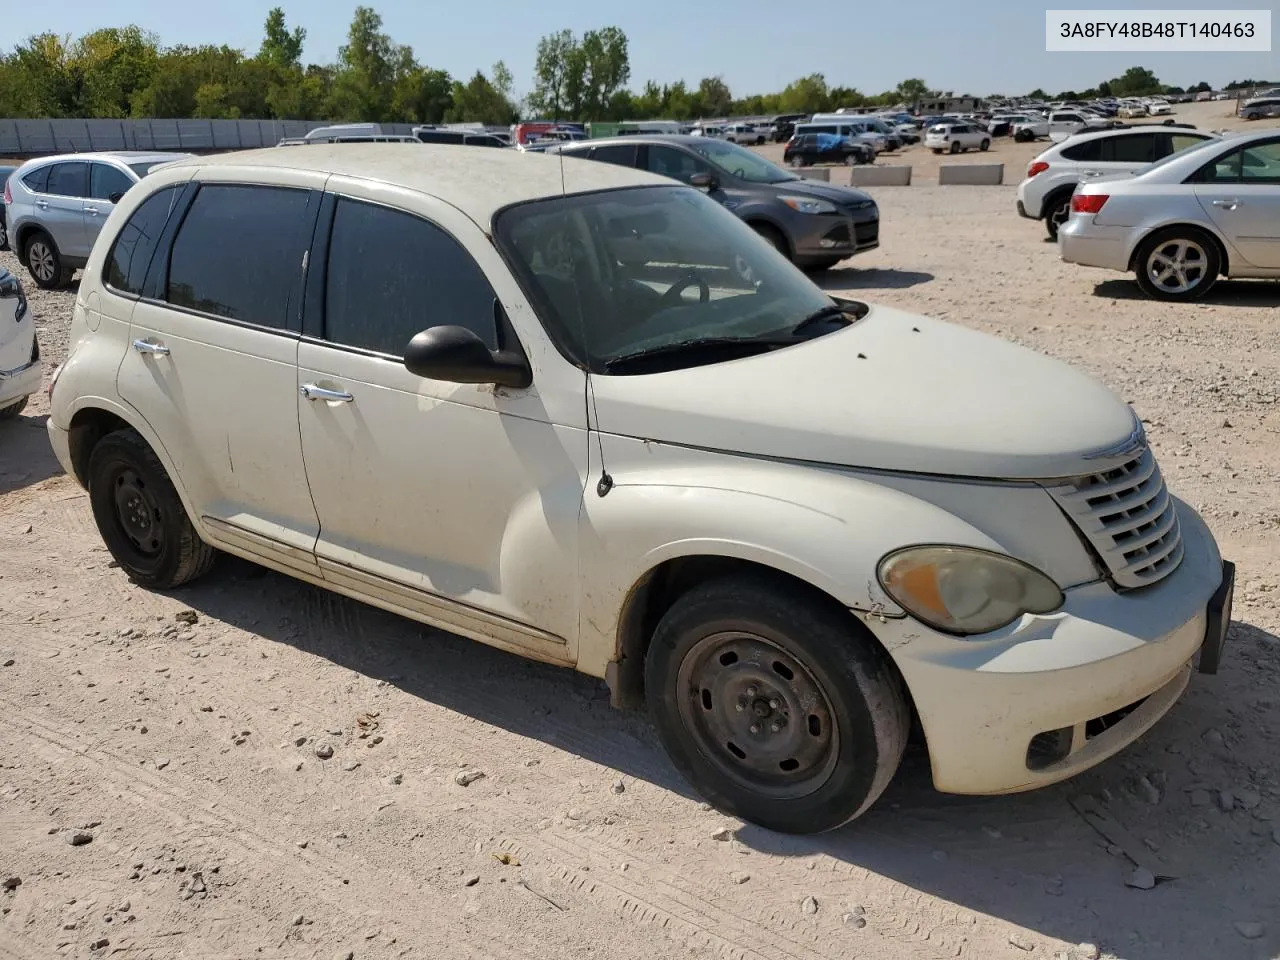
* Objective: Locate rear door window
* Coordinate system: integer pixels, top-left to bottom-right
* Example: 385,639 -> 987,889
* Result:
165,184 -> 311,331
589,143 -> 638,167
46,162 -> 89,198
1060,138 -> 1103,162
1101,133 -> 1157,163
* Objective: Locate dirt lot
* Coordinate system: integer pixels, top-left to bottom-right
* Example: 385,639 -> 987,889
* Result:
3,102 -> 1280,960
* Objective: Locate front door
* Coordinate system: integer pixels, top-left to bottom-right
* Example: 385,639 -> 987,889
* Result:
116,178 -> 324,572
295,183 -> 587,660
1194,137 -> 1280,269
41,161 -> 91,259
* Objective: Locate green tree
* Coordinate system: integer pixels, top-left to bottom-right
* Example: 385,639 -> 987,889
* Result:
528,28 -> 577,119
258,8 -> 306,69
446,70 -> 517,125
1109,66 -> 1161,97
1097,80 -> 1112,97
894,77 -> 934,106
777,73 -> 830,114
328,6 -> 400,121
696,75 -> 732,116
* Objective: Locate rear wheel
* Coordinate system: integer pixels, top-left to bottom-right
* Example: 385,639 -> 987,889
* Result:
949,142 -> 960,154
979,139 -> 991,151
24,231 -> 73,290
0,396 -> 28,420
88,428 -> 217,588
0,216 -> 9,252
645,575 -> 911,833
1134,227 -> 1221,301
1044,193 -> 1073,240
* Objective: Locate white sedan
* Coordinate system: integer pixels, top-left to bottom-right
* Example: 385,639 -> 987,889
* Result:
1059,129 -> 1280,300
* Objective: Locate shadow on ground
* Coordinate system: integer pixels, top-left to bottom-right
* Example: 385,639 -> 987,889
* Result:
167,554 -> 1279,960
817,267 -> 935,290
1091,278 -> 1280,307
0,413 -> 63,494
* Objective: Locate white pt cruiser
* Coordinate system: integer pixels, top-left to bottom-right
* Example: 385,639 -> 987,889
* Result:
47,146 -> 1234,833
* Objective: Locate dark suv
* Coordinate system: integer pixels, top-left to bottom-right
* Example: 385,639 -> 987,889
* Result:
548,135 -> 879,271
784,133 -> 872,167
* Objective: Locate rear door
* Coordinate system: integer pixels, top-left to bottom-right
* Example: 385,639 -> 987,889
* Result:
41,161 -> 91,259
116,177 -> 325,569
1193,137 -> 1280,269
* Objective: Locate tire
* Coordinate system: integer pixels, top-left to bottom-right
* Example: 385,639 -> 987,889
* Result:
0,396 -> 28,420
24,231 -> 73,290
949,142 -> 960,154
0,215 -> 9,252
88,428 -> 217,589
1044,192 -> 1073,240
979,139 -> 991,152
644,574 -> 910,834
932,148 -> 942,155
1014,129 -> 1033,143
1133,227 -> 1221,301
751,223 -> 790,261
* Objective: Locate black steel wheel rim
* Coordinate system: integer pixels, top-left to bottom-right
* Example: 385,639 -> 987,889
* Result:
676,631 -> 840,800
111,466 -> 165,557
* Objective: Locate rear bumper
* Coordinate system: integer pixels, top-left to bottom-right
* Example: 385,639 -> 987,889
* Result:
1058,219 -> 1132,271
0,353 -> 41,407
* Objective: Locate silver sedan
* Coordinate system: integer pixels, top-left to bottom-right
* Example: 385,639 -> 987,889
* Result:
1058,128 -> 1280,300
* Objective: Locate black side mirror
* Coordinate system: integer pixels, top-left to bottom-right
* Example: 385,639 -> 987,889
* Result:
403,325 -> 531,389
108,191 -> 124,204
689,172 -> 718,191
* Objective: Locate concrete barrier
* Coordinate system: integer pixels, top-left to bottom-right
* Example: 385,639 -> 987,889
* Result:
938,163 -> 1005,185
793,166 -> 830,182
849,165 -> 912,187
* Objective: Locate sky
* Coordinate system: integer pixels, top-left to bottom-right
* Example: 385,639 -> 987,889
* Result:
15,0 -> 1278,100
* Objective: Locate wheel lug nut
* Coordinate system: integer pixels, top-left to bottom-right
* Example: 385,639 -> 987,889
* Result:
735,703 -> 744,712
749,723 -> 760,734
746,686 -> 757,697
769,699 -> 779,709
770,723 -> 780,732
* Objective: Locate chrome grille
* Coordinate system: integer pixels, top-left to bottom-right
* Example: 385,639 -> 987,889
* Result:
1048,447 -> 1183,589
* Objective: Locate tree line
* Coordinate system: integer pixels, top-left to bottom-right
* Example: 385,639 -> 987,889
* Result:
0,10 -> 1248,125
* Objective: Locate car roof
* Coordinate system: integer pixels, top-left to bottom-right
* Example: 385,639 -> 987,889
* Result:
1051,126 -> 1215,150
161,144 -> 673,224
18,151 -> 191,169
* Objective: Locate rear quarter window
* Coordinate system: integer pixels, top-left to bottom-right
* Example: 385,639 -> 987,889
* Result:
22,165 -> 51,193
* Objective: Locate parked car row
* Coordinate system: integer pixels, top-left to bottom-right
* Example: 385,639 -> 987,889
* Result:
29,141 -> 1233,837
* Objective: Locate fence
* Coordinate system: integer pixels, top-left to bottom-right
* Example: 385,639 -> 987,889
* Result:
0,119 -> 421,156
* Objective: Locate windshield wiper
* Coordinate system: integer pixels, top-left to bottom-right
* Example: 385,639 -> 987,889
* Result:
791,303 -> 854,336
604,336 -> 794,372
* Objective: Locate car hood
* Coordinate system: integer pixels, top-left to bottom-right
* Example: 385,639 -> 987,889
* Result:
768,178 -> 876,208
589,304 -> 1138,481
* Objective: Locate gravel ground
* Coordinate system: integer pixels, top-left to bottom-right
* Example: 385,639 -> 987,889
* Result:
2,108 -> 1279,960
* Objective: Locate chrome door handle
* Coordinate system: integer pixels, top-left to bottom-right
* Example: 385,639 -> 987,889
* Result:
35,200 -> 48,209
132,338 -> 170,356
85,206 -> 100,217
1211,199 -> 1241,209
299,383 -> 353,403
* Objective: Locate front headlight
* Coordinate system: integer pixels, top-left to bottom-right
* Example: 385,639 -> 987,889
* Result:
877,545 -> 1064,637
778,195 -> 837,215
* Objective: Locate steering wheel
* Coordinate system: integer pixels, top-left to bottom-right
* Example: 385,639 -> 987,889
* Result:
658,272 -> 711,309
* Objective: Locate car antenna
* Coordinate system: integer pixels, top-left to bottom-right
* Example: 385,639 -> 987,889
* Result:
559,143 -> 613,497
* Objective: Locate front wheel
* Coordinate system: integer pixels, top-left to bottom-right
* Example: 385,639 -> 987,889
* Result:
88,428 -> 217,588
979,139 -> 991,152
1134,228 -> 1220,301
0,216 -> 9,252
949,142 -> 961,154
645,575 -> 911,834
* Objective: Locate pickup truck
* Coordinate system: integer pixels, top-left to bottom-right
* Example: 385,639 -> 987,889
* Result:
1014,111 -> 1110,143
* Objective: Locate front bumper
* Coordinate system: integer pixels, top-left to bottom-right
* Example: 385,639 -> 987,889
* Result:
47,417 -> 75,478
792,214 -> 879,261
0,353 -> 41,407
1057,218 -> 1132,271
871,502 -> 1228,795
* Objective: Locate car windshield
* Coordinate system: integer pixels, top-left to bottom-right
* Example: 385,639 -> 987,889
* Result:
494,185 -> 852,375
686,139 -> 798,184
